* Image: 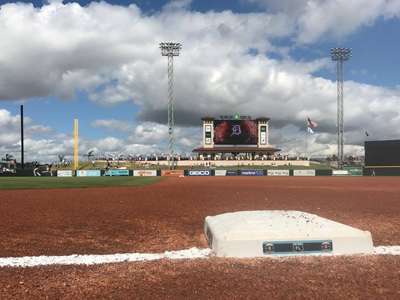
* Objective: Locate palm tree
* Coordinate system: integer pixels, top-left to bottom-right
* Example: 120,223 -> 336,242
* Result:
2,154 -> 14,162
83,150 -> 95,161
58,155 -> 66,167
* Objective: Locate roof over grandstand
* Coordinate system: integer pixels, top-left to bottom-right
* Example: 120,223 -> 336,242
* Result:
255,117 -> 270,121
193,147 -> 281,153
201,116 -> 215,121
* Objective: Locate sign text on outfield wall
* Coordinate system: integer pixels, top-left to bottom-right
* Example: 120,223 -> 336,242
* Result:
133,170 -> 157,176
241,170 -> 263,176
215,170 -> 237,176
105,170 -> 130,176
332,170 -> 348,176
345,167 -> 363,176
267,170 -> 290,176
293,170 -> 315,176
188,170 -> 211,176
76,170 -> 101,177
161,170 -> 184,177
57,170 -> 73,177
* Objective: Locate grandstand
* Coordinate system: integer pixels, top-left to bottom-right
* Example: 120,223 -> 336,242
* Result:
192,116 -> 309,167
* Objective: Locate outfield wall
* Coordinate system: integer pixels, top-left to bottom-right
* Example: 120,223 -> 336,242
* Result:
3,167 -> 399,177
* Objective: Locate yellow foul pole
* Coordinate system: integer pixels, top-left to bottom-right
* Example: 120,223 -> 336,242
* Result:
74,119 -> 79,170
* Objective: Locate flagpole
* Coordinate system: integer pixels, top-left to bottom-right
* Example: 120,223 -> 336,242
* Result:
305,119 -> 308,155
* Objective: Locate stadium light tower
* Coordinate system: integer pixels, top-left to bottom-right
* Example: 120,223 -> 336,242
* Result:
160,42 -> 182,170
331,47 -> 352,169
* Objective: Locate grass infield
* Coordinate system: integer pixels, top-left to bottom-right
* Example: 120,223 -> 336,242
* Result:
0,177 -> 164,190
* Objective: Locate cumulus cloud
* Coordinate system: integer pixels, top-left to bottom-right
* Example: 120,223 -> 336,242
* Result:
0,1 -> 400,160
90,119 -> 134,132
0,109 -> 201,163
243,0 -> 400,43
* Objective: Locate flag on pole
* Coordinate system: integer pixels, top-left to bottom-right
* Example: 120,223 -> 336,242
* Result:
307,127 -> 314,134
307,117 -> 318,128
365,131 -> 369,137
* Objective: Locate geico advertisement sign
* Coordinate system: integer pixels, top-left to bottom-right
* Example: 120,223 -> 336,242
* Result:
267,170 -> 290,176
188,170 -> 211,176
241,170 -> 263,176
293,170 -> 315,176
161,170 -> 184,176
134,170 -> 157,176
57,170 -> 73,177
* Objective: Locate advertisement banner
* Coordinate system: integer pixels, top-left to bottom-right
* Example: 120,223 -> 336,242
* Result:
57,170 -> 73,177
105,170 -> 130,176
215,170 -> 227,176
267,170 -> 290,176
332,170 -> 349,176
161,170 -> 184,177
76,170 -> 101,177
344,167 -> 363,176
226,170 -> 237,176
241,170 -> 263,176
293,170 -> 316,177
188,170 -> 211,176
133,170 -> 157,176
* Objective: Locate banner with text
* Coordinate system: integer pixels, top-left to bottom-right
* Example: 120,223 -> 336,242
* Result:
267,170 -> 290,176
241,170 -> 263,176
332,170 -> 349,176
76,170 -> 101,177
188,170 -> 211,176
344,167 -> 363,176
161,170 -> 184,177
57,170 -> 73,177
293,170 -> 316,176
133,170 -> 157,176
105,170 -> 130,176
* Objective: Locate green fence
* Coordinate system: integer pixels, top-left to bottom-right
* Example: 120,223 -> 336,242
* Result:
344,167 -> 363,176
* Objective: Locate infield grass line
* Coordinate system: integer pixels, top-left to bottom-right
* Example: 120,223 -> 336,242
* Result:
0,177 -> 164,190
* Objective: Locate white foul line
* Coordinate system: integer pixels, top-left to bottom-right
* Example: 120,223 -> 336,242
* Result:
0,246 -> 399,268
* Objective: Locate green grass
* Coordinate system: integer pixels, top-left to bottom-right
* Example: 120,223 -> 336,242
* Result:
0,177 -> 163,190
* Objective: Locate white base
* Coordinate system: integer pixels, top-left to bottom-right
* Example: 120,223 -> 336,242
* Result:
205,211 -> 374,257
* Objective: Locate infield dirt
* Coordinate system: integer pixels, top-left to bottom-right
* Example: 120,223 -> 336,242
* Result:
0,177 -> 399,299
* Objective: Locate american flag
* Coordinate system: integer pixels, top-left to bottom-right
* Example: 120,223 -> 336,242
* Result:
308,118 -> 318,128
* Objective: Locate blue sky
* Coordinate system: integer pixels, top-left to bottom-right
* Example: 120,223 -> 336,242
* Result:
1,0 -> 400,162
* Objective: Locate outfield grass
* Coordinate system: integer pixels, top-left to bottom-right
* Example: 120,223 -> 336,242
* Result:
0,177 -> 163,190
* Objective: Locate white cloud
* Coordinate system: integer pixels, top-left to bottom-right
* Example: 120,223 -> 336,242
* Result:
0,1 -> 399,162
90,119 -> 133,132
0,110 -> 202,163
243,0 -> 400,44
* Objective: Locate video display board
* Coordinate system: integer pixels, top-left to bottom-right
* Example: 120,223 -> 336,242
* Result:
214,120 -> 258,145
365,140 -> 400,166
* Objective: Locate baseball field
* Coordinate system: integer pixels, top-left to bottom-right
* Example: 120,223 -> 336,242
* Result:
0,176 -> 399,299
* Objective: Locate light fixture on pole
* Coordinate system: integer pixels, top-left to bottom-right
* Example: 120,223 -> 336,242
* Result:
331,47 -> 352,169
160,42 -> 182,170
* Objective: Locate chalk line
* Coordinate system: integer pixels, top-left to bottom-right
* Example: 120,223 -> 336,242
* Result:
0,246 -> 399,268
